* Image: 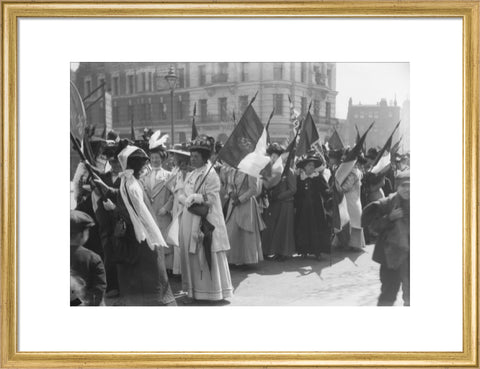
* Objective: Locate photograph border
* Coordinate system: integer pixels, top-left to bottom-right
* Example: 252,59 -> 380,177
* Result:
1,1 -> 478,367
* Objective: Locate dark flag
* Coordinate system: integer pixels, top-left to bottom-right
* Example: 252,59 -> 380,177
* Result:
336,121 -> 375,185
296,110 -> 319,157
391,136 -> 403,156
217,93 -> 270,177
328,129 -> 344,151
370,121 -> 401,175
265,108 -> 275,145
191,102 -> 199,140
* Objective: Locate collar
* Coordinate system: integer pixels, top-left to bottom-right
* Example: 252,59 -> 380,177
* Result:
300,171 -> 320,180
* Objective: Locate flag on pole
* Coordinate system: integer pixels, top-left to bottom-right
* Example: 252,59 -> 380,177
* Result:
328,129 -> 344,151
391,136 -> 403,157
370,121 -> 401,175
191,102 -> 199,140
296,110 -> 319,157
217,93 -> 270,178
335,121 -> 375,186
265,108 -> 275,145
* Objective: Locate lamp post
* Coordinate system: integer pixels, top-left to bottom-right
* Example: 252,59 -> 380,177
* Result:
165,66 -> 178,146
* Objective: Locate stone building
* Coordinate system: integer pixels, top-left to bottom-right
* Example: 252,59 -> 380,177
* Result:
344,97 -> 402,150
73,62 -> 339,144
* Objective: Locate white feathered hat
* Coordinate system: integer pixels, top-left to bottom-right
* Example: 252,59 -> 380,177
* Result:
148,130 -> 169,152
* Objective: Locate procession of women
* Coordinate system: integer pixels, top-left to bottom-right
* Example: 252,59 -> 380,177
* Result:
70,89 -> 410,308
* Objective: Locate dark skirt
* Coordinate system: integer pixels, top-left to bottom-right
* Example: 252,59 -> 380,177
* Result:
116,241 -> 176,306
295,202 -> 331,256
261,200 -> 296,257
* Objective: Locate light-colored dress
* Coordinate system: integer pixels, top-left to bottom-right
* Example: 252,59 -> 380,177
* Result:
341,167 -> 366,249
141,167 -> 174,269
225,170 -> 264,265
166,166 -> 189,275
178,164 -> 233,301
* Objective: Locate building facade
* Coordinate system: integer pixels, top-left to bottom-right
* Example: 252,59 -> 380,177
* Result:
344,97 -> 402,150
73,62 -> 339,144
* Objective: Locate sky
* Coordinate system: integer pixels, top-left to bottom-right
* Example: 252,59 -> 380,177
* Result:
335,62 -> 410,119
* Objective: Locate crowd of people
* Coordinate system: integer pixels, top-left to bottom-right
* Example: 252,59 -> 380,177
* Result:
70,129 -> 410,307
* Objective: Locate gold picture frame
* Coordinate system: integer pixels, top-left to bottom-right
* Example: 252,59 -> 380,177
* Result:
1,1 -> 478,367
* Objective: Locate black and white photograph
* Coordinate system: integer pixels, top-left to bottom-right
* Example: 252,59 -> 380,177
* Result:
70,61 -> 410,307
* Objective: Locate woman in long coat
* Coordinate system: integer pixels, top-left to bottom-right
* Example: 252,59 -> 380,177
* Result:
141,131 -> 174,270
261,143 -> 297,261
225,169 -> 264,266
178,136 -> 233,301
294,153 -> 332,259
94,142 -> 176,306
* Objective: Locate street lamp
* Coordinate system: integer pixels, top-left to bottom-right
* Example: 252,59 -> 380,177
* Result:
164,65 -> 178,146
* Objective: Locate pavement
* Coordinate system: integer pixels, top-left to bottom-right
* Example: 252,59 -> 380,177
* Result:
107,245 -> 399,307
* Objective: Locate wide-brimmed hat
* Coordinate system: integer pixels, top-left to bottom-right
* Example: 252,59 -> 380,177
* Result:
366,148 -> 379,160
117,142 -> 148,171
327,148 -> 344,160
168,142 -> 191,157
189,135 -> 214,154
266,142 -> 285,156
296,152 -> 323,169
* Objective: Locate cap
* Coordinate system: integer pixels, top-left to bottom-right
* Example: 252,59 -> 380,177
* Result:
70,210 -> 95,233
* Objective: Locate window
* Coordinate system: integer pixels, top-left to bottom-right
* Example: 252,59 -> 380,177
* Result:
368,112 -> 373,118
199,65 -> 206,86
218,62 -> 228,74
273,94 -> 283,115
374,112 -> 379,119
199,99 -> 208,122
218,97 -> 228,121
176,96 -> 185,120
113,105 -> 119,124
301,97 -> 307,115
112,76 -> 119,96
178,68 -> 185,88
301,63 -> 307,83
273,63 -> 283,80
141,72 -> 146,92
127,75 -> 135,94
147,72 -> 153,91
238,95 -> 249,114
98,77 -> 105,89
240,63 -> 248,82
159,97 -> 167,120
327,69 -> 332,88
313,100 -> 320,117
325,102 -> 331,118
140,102 -> 147,121
146,102 -> 152,122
